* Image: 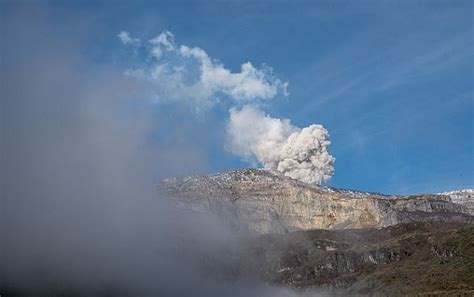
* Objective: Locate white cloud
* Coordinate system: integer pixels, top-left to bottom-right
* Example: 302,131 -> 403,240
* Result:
226,105 -> 335,185
122,30 -> 288,111
149,31 -> 175,51
118,31 -> 140,45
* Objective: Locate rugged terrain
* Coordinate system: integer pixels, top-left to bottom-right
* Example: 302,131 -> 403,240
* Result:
439,189 -> 474,215
158,168 -> 474,295
158,168 -> 473,234
243,221 -> 474,296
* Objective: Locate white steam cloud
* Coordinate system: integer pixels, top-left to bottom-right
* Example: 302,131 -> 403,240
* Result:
123,31 -> 288,112
226,106 -> 335,185
121,31 -> 334,185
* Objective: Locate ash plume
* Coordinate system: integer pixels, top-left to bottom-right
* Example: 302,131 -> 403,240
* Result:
121,31 -> 335,185
226,106 -> 335,185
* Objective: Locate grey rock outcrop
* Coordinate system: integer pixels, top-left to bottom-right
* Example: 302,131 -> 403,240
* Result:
438,189 -> 474,215
158,168 -> 473,234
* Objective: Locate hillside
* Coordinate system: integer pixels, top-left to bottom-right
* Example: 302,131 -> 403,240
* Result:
244,222 -> 474,296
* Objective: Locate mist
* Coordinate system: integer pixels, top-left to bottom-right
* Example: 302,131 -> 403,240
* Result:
0,5 -> 330,297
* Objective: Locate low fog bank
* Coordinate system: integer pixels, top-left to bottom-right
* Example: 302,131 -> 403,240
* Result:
0,5 -> 330,297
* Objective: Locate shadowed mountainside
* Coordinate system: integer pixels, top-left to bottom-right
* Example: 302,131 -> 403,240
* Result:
243,222 -> 474,296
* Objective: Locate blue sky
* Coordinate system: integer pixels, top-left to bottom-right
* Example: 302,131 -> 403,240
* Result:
8,0 -> 474,194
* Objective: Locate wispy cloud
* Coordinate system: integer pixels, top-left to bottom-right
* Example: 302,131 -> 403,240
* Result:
121,31 -> 288,113
118,30 -> 140,45
299,32 -> 472,113
376,36 -> 473,91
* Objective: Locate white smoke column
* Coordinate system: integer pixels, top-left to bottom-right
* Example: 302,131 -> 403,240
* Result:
227,105 -> 335,185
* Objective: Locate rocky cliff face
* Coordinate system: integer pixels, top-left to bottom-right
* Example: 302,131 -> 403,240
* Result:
158,168 -> 473,234
438,189 -> 474,215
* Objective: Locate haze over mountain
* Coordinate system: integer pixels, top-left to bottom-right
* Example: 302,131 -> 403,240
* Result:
154,168 -> 474,295
2,1 -> 472,297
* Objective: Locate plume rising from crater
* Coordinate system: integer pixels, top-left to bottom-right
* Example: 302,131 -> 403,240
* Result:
226,106 -> 335,185
120,31 -> 334,185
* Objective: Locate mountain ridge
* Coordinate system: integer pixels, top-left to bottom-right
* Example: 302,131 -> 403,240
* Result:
158,168 -> 473,234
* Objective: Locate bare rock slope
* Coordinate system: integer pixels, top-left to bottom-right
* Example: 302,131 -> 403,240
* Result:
158,168 -> 473,234
438,189 -> 474,215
